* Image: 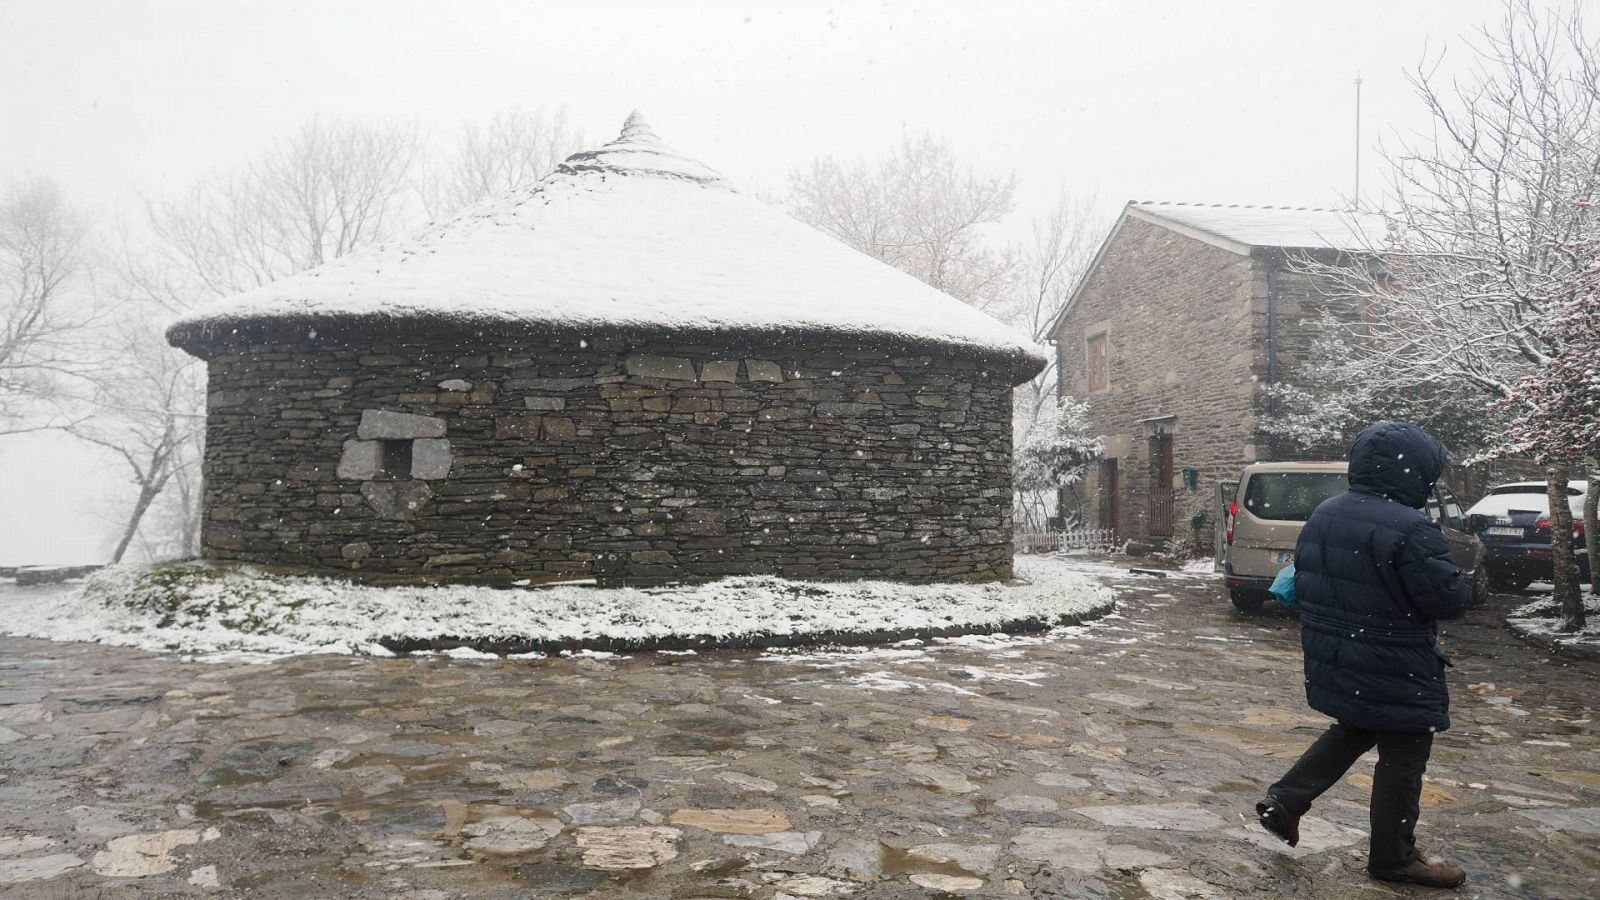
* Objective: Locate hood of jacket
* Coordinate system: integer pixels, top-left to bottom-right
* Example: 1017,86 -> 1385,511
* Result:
1346,421 -> 1447,509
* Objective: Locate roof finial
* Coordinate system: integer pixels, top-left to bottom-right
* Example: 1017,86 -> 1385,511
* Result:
619,109 -> 656,143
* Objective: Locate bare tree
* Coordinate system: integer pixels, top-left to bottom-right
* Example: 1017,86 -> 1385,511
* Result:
0,176 -> 96,435
424,105 -> 585,218
1292,0 -> 1599,629
69,311 -> 204,564
1004,193 -> 1103,531
788,135 -> 1017,309
125,116 -> 425,558
1005,192 -> 1102,434
148,115 -> 425,297
788,145 -> 1095,530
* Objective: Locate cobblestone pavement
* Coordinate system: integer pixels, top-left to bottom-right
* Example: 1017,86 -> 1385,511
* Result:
1,561 -> 1596,899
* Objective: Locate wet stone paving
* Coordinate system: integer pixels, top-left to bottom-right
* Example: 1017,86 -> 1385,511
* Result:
1,560 -> 1597,899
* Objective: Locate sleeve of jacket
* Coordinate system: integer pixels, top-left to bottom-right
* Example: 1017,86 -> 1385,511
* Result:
1396,519 -> 1471,620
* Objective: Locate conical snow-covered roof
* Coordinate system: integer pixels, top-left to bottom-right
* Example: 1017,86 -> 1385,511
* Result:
168,113 -> 1045,375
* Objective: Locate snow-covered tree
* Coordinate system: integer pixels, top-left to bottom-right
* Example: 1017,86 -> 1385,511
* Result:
1261,338 -> 1507,462
147,115 -> 425,297
1004,194 -> 1104,529
0,176 -> 96,436
1014,396 -> 1104,533
69,310 -> 204,563
1288,0 -> 1598,630
1499,256 -> 1600,464
1003,192 -> 1102,435
117,115 -> 427,559
788,135 -> 1017,310
424,105 -> 585,218
1499,252 -> 1600,586
788,146 -> 1101,526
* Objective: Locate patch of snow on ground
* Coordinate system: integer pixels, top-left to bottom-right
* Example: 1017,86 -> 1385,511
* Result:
836,671 -> 981,696
0,555 -> 1113,660
763,646 -> 932,667
1506,593 -> 1600,654
948,665 -> 1050,686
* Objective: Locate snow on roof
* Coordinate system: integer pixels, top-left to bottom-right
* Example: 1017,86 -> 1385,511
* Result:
168,112 -> 1045,373
1129,201 -> 1391,251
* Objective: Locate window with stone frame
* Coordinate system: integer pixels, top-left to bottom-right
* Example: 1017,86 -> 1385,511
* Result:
377,439 -> 413,480
1086,332 -> 1109,392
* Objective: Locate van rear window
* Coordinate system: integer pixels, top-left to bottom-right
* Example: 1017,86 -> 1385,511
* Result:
1243,472 -> 1347,521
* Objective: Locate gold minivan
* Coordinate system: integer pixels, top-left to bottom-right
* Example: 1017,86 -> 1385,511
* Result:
1221,461 -> 1487,612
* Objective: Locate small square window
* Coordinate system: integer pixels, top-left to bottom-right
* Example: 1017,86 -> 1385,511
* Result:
378,439 -> 413,480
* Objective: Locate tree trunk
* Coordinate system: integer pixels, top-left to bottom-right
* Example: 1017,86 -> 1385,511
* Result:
1545,462 -> 1585,632
1585,456 -> 1599,592
110,484 -> 162,564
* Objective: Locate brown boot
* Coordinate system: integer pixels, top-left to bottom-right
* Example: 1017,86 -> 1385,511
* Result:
1367,857 -> 1466,889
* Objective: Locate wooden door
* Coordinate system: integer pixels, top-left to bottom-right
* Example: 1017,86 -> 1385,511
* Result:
1100,458 -> 1120,536
1147,434 -> 1174,537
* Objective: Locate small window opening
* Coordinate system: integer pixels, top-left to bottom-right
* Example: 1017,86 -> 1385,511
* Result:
1086,333 -> 1109,392
379,439 -> 413,479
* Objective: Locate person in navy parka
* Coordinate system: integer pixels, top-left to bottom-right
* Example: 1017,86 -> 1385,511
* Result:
1256,422 -> 1472,890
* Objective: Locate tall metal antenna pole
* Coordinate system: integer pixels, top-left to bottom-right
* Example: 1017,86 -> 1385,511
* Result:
1353,75 -> 1363,208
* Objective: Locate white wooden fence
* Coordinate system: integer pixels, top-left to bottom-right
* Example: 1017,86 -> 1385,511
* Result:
1016,523 -> 1121,555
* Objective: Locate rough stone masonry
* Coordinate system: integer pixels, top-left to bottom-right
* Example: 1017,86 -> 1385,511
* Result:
199,330 -> 1017,586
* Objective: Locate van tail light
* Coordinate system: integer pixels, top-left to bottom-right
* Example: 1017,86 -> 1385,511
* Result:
1225,500 -> 1238,546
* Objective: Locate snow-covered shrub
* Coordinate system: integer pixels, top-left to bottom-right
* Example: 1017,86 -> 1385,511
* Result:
1014,396 -> 1104,533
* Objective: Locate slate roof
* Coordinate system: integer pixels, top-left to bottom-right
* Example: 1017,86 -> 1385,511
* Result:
1047,200 -> 1393,338
1128,201 -> 1390,251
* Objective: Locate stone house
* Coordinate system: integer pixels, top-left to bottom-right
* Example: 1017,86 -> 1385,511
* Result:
167,114 -> 1045,586
1050,202 -> 1387,551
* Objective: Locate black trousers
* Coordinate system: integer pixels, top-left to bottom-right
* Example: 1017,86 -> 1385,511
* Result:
1268,722 -> 1434,869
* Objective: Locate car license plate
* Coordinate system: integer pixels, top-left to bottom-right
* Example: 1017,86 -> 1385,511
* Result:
1488,526 -> 1524,536
1274,551 -> 1293,564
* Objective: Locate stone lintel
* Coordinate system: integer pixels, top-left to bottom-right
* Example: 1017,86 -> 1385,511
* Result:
358,409 -> 447,440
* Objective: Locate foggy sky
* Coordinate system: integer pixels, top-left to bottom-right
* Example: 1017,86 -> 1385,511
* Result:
0,0 -> 1543,562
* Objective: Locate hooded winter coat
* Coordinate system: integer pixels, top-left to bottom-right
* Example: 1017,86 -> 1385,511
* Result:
1293,421 -> 1472,733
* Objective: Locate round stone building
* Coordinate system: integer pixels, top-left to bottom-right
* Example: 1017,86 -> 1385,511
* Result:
167,114 -> 1046,586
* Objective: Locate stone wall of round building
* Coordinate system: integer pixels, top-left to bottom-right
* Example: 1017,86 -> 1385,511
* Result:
198,330 -> 1018,585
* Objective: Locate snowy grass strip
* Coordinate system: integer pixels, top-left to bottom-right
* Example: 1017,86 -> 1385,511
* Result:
1506,593 -> 1600,662
1,556 -> 1114,660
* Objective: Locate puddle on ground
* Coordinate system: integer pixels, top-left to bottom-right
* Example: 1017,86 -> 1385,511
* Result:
878,844 -> 981,879
192,797 -> 338,819
336,753 -> 485,771
198,767 -> 276,788
1104,870 -> 1157,899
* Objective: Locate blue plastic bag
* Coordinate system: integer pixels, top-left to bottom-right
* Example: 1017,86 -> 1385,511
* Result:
1269,564 -> 1297,608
